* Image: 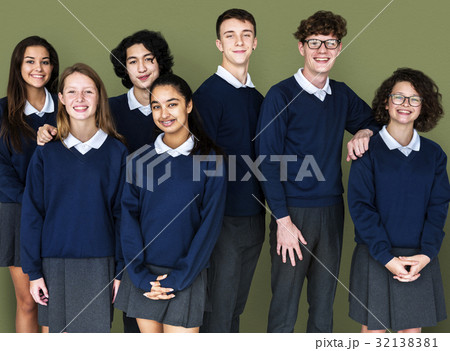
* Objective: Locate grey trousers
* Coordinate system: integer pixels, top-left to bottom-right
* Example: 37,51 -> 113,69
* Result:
201,213 -> 265,332
267,202 -> 344,333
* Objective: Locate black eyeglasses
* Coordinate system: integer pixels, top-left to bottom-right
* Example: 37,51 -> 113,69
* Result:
389,94 -> 423,107
303,39 -> 341,50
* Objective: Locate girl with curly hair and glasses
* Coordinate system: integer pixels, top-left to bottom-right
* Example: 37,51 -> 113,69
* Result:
348,68 -> 450,333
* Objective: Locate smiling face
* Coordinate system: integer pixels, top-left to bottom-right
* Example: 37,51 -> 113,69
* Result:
386,81 -> 422,128
126,43 -> 160,91
58,72 -> 99,122
21,45 -> 53,90
216,18 -> 257,70
298,34 -> 341,84
151,84 -> 192,138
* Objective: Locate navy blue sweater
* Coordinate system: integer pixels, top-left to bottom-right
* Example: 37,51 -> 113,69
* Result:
193,74 -> 264,217
109,94 -> 157,153
121,145 -> 226,292
256,77 -> 378,218
20,136 -> 127,281
348,133 -> 450,265
0,96 -> 57,203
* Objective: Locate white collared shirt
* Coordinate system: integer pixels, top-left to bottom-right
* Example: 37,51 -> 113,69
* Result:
215,65 -> 255,89
154,133 -> 194,157
379,125 -> 420,157
127,87 -> 151,116
294,68 -> 331,102
63,129 -> 108,155
24,88 -> 54,117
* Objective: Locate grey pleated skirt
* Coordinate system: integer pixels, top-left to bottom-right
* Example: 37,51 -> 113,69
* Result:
0,202 -> 21,267
38,257 -> 115,333
349,244 -> 446,331
115,265 -> 207,329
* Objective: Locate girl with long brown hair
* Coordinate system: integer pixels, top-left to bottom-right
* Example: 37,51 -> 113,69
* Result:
20,63 -> 127,332
0,36 -> 58,332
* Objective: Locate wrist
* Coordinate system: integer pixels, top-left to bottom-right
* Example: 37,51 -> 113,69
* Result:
419,254 -> 431,264
362,128 -> 373,137
276,216 -> 292,225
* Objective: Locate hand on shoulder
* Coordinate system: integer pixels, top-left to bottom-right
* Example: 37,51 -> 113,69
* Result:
346,128 -> 373,161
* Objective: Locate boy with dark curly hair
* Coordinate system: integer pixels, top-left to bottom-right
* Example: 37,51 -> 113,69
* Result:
109,30 -> 173,153
256,10 -> 379,332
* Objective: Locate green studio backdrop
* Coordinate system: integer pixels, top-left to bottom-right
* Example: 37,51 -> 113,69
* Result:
1,0 -> 449,333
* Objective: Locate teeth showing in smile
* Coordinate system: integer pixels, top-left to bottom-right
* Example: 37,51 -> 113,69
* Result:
73,107 -> 88,111
161,120 -> 175,127
315,58 -> 329,61
398,109 -> 411,114
31,74 -> 44,78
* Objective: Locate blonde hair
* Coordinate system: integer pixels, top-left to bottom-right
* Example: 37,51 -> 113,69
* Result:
56,63 -> 124,143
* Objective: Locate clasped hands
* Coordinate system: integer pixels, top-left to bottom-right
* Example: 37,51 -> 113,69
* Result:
385,254 -> 430,283
143,274 -> 175,300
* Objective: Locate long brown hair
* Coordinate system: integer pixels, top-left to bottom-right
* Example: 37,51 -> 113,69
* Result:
0,36 -> 59,152
56,63 -> 124,143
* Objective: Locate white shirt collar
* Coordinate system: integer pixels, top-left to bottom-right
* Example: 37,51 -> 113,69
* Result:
24,88 -> 54,117
127,87 -> 151,116
63,129 -> 108,155
293,68 -> 331,102
379,125 -> 420,157
215,65 -> 255,89
154,133 -> 194,157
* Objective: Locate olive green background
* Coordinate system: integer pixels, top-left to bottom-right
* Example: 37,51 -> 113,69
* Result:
1,0 -> 449,333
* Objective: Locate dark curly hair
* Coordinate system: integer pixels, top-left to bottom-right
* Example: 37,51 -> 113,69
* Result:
293,10 -> 347,42
216,8 -> 256,39
372,68 -> 443,132
110,30 -> 173,89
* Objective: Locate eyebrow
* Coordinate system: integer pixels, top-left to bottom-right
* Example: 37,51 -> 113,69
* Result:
24,56 -> 50,60
392,92 -> 419,95
126,53 -> 155,61
223,29 -> 254,35
151,97 -> 180,104
64,85 -> 96,90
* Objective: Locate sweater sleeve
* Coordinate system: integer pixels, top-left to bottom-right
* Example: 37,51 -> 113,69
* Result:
419,148 -> 450,260
193,90 -> 222,141
347,153 -> 394,265
113,150 -> 127,279
344,85 -> 380,135
256,87 -> 289,219
0,139 -> 25,203
162,158 -> 227,292
120,178 -> 158,292
20,147 -> 45,280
